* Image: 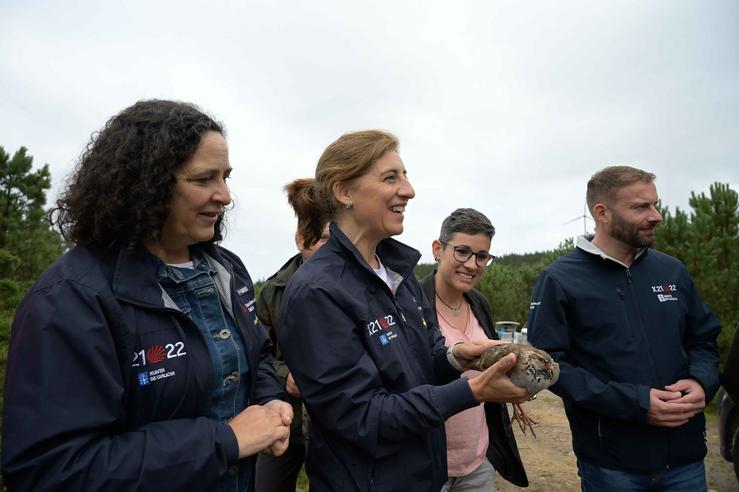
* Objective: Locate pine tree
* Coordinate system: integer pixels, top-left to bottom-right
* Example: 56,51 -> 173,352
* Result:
0,145 -> 65,387
655,183 -> 739,364
0,146 -> 64,282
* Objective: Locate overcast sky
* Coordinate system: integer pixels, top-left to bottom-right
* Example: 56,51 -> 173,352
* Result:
2,0 -> 737,280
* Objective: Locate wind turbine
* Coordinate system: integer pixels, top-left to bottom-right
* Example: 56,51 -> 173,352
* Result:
564,203 -> 594,235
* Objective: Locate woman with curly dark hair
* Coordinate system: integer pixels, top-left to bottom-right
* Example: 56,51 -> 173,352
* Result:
1,99 -> 292,492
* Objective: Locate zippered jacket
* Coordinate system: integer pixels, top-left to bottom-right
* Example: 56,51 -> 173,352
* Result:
1,243 -> 284,491
527,239 -> 721,472
278,224 -> 479,491
419,272 -> 528,487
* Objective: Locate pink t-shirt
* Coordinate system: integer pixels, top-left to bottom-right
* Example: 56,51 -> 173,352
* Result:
437,304 -> 489,477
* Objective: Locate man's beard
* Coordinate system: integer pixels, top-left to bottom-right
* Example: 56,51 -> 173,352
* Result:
609,211 -> 654,248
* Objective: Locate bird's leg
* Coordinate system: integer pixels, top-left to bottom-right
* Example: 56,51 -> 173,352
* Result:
511,402 -> 538,438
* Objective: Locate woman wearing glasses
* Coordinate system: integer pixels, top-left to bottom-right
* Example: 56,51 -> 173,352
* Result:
420,208 -> 528,491
278,131 -> 529,491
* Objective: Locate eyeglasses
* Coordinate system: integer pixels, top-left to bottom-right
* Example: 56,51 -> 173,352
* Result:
439,240 -> 496,266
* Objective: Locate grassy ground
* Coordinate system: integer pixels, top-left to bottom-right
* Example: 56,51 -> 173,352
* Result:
296,467 -> 308,492
293,393 -> 738,491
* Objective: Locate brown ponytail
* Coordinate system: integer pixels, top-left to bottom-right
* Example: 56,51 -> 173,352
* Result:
285,178 -> 332,248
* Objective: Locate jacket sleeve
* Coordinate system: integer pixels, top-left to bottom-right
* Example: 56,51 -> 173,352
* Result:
255,286 -> 289,385
250,319 -> 288,406
255,284 -> 276,341
278,283 -> 476,456
683,273 -> 721,402
1,279 -> 239,492
527,270 -> 651,422
721,326 -> 739,403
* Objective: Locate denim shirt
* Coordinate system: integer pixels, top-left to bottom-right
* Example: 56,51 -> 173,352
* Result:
157,250 -> 250,492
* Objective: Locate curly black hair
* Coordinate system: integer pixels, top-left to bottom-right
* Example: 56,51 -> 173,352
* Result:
51,99 -> 225,249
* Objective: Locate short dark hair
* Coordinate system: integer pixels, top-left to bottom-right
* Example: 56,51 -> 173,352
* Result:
439,208 -> 495,243
586,165 -> 656,212
51,99 -> 225,248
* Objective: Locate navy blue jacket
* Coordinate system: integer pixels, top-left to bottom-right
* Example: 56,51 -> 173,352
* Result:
528,239 -> 721,472
2,243 -> 284,491
278,224 -> 479,491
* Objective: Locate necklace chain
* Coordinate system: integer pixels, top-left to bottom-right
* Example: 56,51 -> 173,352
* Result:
435,290 -> 464,312
437,298 -> 469,333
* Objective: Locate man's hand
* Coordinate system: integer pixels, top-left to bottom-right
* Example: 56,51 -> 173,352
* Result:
467,353 -> 529,404
646,380 -> 705,428
285,372 -> 301,398
665,378 -> 706,411
452,339 -> 508,370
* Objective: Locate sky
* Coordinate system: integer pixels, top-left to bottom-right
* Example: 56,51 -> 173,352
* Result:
2,0 -> 738,280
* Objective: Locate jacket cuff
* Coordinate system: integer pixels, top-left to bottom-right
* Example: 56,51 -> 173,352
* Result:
217,422 -> 241,465
688,370 -> 719,403
434,378 -> 479,420
637,384 -> 651,421
446,343 -> 464,371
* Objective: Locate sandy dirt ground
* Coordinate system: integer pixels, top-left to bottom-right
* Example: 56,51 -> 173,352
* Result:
495,391 -> 738,492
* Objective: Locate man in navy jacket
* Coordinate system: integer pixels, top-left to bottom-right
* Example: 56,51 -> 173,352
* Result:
528,165 -> 720,491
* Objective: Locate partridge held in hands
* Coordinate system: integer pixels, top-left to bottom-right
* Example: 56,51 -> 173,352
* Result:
471,343 -> 560,438
471,343 -> 560,395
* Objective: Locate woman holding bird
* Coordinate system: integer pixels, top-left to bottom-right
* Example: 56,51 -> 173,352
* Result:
420,208 -> 529,491
278,131 -> 529,491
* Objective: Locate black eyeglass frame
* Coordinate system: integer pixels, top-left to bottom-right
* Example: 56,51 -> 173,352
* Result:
439,240 -> 497,266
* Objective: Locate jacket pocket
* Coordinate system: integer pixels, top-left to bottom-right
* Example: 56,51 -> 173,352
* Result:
166,288 -> 192,314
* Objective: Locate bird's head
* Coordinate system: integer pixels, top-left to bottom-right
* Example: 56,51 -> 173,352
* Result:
525,347 -> 560,387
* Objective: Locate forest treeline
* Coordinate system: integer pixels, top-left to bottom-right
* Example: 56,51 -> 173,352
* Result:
1,144 -> 738,405
414,182 -> 739,364
1,146 -> 65,406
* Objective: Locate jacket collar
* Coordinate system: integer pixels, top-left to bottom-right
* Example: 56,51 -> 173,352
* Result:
265,254 -> 302,288
328,222 -> 421,285
576,234 -> 648,267
201,248 -> 235,317
111,245 -> 168,306
110,242 -> 232,310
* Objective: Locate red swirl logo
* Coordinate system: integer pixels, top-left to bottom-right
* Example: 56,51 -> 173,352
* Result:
147,345 -> 166,364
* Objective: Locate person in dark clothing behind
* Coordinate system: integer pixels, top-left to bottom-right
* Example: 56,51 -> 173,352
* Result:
255,179 -> 330,492
420,208 -> 528,490
721,325 -> 739,404
528,165 -> 721,491
278,130 -> 530,492
1,100 -> 292,492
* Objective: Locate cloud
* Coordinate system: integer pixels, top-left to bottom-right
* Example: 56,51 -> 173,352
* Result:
1,0 -> 737,279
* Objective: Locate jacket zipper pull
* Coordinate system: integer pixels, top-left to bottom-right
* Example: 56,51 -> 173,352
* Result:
392,294 -> 407,322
